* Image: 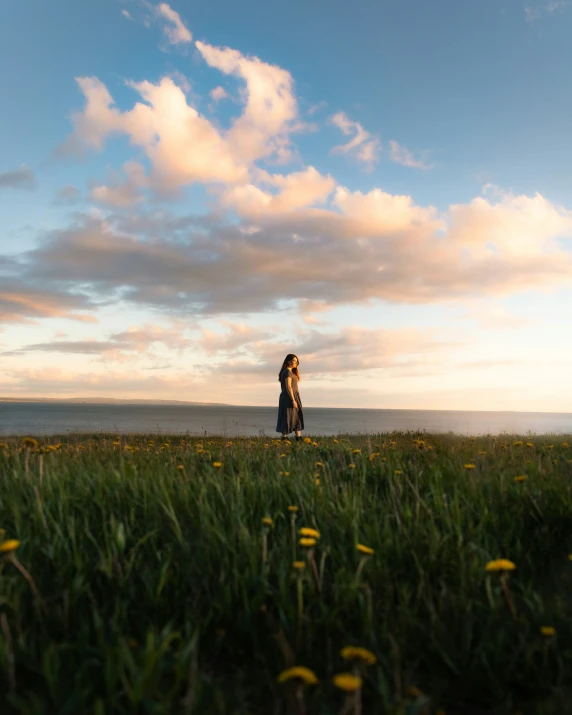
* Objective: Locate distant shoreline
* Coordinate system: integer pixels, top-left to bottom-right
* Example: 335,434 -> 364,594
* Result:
0,397 -> 234,406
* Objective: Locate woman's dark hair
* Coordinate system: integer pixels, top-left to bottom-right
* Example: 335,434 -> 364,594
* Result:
278,354 -> 301,382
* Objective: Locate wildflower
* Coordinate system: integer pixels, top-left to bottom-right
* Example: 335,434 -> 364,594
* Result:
315,478 -> 320,485
311,441 -> 319,447
541,626 -> 556,637
526,442 -> 534,447
340,646 -> 377,665
277,666 -> 318,685
279,471 -> 290,476
513,475 -> 527,482
479,451 -> 487,455
561,442 -> 569,447
262,517 -> 273,527
348,463 -> 356,469
389,441 -> 396,446
212,462 -> 222,468
513,441 -> 523,447
357,544 -> 374,556
464,464 -> 475,469
22,437 -> 38,448
299,527 -> 320,539
333,673 -> 362,692
304,437 -> 312,444
485,559 -> 516,572
177,465 -> 184,470
315,461 -> 324,467
394,470 -> 402,475
0,443 -> 9,450
352,449 -> 361,454
299,537 -> 317,548
280,453 -> 287,458
288,505 -> 299,512
292,561 -> 305,570
0,540 -> 20,554
333,438 -> 339,443
369,452 -> 380,460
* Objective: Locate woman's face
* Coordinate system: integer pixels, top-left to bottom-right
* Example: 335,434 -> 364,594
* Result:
290,357 -> 299,368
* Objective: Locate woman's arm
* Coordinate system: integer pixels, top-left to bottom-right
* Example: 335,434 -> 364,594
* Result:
285,376 -> 298,409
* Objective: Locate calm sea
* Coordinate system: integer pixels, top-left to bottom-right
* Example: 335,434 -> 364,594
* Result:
0,402 -> 571,437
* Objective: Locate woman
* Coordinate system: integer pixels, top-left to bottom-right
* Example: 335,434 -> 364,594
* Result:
276,354 -> 304,441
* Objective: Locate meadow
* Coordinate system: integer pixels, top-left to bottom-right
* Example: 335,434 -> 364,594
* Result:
1,431 -> 572,715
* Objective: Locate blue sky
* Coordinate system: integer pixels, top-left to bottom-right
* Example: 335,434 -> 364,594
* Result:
0,0 -> 571,410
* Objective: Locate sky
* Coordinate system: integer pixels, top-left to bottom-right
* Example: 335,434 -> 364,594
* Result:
0,0 -> 571,411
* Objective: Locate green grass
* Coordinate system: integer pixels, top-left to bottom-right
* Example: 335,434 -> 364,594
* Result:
1,431 -> 572,715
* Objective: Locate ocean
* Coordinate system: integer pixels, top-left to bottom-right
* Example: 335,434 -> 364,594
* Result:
0,402 -> 571,437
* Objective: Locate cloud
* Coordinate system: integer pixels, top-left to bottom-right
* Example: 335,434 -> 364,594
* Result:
196,40 -> 298,165
6,184 -> 571,324
388,140 -> 433,170
61,40 -> 300,191
0,280 -> 97,325
90,161 -> 148,207
460,304 -> 537,331
155,3 -> 192,44
330,112 -> 380,169
3,323 -> 192,359
209,86 -> 228,102
525,1 -> 569,22
53,185 -> 81,205
223,166 -> 336,215
121,9 -> 132,20
0,165 -> 36,191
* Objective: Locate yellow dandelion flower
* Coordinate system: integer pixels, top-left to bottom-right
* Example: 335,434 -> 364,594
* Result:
513,441 -> 523,447
0,443 -> 8,450
513,475 -> 527,482
389,441 -> 396,446
177,465 -> 184,470
0,539 -> 20,554
280,453 -> 287,458
394,470 -> 402,475
561,442 -> 569,448
464,464 -> 475,469
526,442 -> 534,447
292,561 -> 305,570
262,517 -> 273,527
479,451 -> 487,455
348,463 -> 356,469
304,437 -> 312,444
279,471 -> 290,476
333,438 -> 339,443
22,437 -> 38,448
540,626 -> 556,636
277,666 -> 318,685
485,559 -> 516,572
340,646 -> 377,665
333,673 -> 362,692
357,544 -> 374,556
299,537 -> 317,548
315,461 -> 324,467
288,505 -> 299,512
315,478 -> 320,485
369,452 -> 380,460
212,462 -> 222,468
352,449 -> 361,454
312,441 -> 319,447
299,527 -> 320,539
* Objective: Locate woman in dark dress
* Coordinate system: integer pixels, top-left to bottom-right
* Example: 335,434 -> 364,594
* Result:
276,354 -> 304,441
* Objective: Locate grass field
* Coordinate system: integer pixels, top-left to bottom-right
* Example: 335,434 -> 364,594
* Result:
1,431 -> 572,715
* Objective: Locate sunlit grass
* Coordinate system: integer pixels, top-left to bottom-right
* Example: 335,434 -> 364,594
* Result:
1,431 -> 572,714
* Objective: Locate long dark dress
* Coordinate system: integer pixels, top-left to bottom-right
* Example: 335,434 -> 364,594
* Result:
276,368 -> 304,434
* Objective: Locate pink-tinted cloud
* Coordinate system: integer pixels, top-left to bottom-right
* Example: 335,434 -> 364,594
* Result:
388,140 -> 433,170
155,3 -> 192,44
330,112 -> 380,169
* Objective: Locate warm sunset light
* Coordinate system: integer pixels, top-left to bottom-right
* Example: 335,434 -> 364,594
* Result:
1,1 -> 571,414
